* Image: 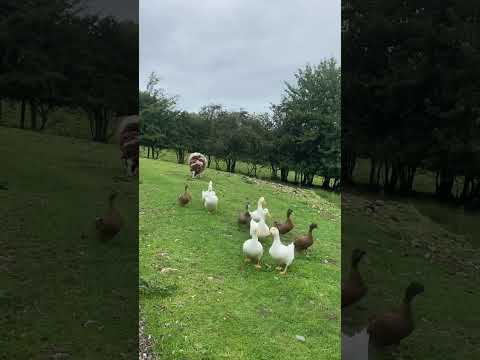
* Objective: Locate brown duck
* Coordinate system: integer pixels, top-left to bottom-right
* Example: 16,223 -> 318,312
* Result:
238,203 -> 251,225
367,282 -> 424,346
178,184 -> 192,206
342,249 -> 367,308
95,191 -> 123,241
274,209 -> 294,234
294,223 -> 318,251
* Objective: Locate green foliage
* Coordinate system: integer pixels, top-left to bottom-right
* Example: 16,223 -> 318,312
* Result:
0,2 -> 138,141
273,58 -> 341,186
343,0 -> 480,205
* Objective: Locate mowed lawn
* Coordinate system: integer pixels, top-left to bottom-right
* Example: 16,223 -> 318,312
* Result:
140,159 -> 341,360
0,127 -> 138,359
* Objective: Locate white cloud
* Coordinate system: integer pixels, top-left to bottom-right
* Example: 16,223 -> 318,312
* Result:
140,0 -> 340,113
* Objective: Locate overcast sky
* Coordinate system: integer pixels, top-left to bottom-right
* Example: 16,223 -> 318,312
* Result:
140,0 -> 340,114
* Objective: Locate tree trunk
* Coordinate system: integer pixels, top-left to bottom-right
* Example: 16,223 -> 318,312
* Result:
369,158 -> 377,186
375,163 -> 383,187
38,104 -> 50,130
342,151 -> 356,184
176,148 -> 185,164
92,108 -> 110,142
20,100 -> 26,129
407,166 -> 417,192
271,163 -> 278,179
280,167 -> 289,182
461,176 -> 473,201
398,165 -> 410,194
333,178 -> 340,191
436,170 -> 454,200
322,177 -> 331,189
385,162 -> 398,194
30,100 -> 37,130
39,111 -> 48,130
384,161 -> 391,190
306,174 -> 315,186
225,159 -> 236,173
397,165 -> 416,194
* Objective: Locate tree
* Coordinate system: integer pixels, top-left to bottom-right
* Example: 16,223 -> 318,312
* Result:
275,59 -> 341,187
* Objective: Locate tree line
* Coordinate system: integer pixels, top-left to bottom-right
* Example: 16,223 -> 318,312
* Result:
0,0 -> 138,142
140,59 -> 341,190
342,0 -> 480,207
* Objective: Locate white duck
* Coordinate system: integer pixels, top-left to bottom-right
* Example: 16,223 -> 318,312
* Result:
249,210 -> 271,240
201,181 -> 215,201
242,228 -> 263,268
249,197 -> 269,221
204,192 -> 218,212
269,227 -> 295,275
202,181 -> 218,212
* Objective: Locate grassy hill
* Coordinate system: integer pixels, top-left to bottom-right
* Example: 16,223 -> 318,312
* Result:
139,159 -> 341,360
0,127 -> 138,359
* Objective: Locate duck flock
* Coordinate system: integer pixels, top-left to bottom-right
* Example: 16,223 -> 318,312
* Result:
178,180 -> 318,275
172,170 -> 424,348
95,167 -> 424,349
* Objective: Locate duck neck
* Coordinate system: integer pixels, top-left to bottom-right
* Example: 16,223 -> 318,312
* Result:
108,194 -> 116,209
350,261 -> 363,284
286,213 -> 292,224
258,203 -> 263,211
252,233 -> 259,243
400,298 -> 414,322
308,227 -> 315,238
272,233 -> 281,245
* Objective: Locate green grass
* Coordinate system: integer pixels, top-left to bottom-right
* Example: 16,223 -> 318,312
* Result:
140,159 -> 341,360
341,192 -> 480,359
0,127 -> 138,358
410,198 -> 479,247
352,157 -> 478,246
